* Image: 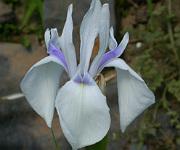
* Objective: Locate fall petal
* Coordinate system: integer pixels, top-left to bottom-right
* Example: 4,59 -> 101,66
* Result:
20,56 -> 64,127
55,80 -> 110,149
105,58 -> 155,132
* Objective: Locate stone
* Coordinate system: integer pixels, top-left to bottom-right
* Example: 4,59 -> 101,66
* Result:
0,1 -> 15,24
0,42 -> 46,95
0,2 -> 11,16
0,42 -> 72,149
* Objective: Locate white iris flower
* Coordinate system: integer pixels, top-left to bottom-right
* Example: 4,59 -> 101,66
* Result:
20,0 -> 155,149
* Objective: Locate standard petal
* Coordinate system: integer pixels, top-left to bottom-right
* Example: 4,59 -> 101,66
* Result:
109,27 -> 117,50
98,3 -> 110,54
20,56 -> 64,127
90,32 -> 129,77
49,28 -> 60,47
89,3 -> 110,77
59,4 -> 77,77
98,32 -> 129,72
44,28 -> 60,51
55,80 -> 110,149
44,28 -> 50,49
48,43 -> 69,72
79,0 -> 101,73
105,58 -> 155,132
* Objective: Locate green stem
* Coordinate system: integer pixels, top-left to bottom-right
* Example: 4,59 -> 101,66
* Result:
51,128 -> 60,150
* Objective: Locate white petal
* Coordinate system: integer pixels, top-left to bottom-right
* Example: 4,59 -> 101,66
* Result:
50,28 -> 59,41
20,56 -> 64,127
89,3 -> 110,76
90,32 -> 129,77
59,4 -> 77,77
105,58 -> 155,132
45,28 -> 60,49
55,80 -> 110,149
109,27 -> 117,50
44,28 -> 50,49
98,3 -> 110,54
79,0 -> 101,73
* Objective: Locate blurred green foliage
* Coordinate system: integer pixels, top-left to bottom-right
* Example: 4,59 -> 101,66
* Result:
20,0 -> 43,29
86,136 -> 108,150
116,0 -> 180,149
1,0 -> 43,43
168,80 -> 180,102
3,0 -> 20,6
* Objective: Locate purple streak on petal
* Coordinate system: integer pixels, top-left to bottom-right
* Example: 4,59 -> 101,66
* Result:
48,43 -> 69,71
97,32 -> 129,72
99,47 -> 120,67
74,74 -> 83,83
73,73 -> 94,85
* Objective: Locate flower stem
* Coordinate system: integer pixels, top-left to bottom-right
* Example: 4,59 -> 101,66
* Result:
51,128 -> 60,150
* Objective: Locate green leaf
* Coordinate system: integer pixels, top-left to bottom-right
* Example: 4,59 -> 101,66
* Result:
167,80 -> 180,102
85,136 -> 108,150
20,0 -> 43,28
132,50 -> 164,91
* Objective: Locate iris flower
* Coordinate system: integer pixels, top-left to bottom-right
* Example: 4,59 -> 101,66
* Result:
20,0 -> 155,149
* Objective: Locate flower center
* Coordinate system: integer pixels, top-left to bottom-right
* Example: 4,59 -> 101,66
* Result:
73,73 -> 94,85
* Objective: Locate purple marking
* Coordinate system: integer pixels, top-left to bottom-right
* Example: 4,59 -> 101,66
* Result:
97,33 -> 129,72
74,73 -> 94,85
48,43 -> 69,71
99,44 -> 124,68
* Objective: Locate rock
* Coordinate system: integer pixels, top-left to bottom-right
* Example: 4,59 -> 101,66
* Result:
0,1 -> 16,24
0,98 -> 70,150
0,42 -> 46,95
0,2 -> 11,16
0,42 -> 72,149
